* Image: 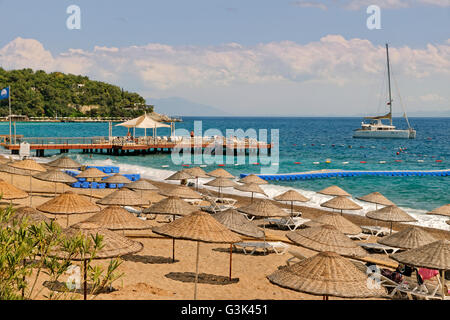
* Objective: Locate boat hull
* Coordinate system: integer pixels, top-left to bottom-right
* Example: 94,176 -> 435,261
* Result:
353,129 -> 415,139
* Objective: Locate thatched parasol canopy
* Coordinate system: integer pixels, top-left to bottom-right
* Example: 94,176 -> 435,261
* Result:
166,171 -> 193,181
55,222 -> 143,260
205,177 -> 238,188
304,213 -> 362,235
234,183 -> 267,196
0,163 -> 29,175
426,204 -> 450,217
97,188 -> 150,206
237,199 -> 289,218
207,168 -> 234,179
76,167 -> 109,179
47,156 -> 81,169
126,179 -> 159,191
267,251 -> 386,299
9,159 -> 47,173
274,190 -> 309,202
212,209 -> 265,239
390,240 -> 450,271
143,196 -> 197,216
357,192 -> 395,207
9,206 -> 51,225
37,191 -> 100,215
286,225 -> 367,257
152,210 -> 241,243
366,205 -> 417,223
239,174 -> 268,185
82,205 -> 152,231
34,170 -> 78,184
0,179 -> 28,200
320,196 -> 362,211
378,226 -> 437,250
159,185 -> 202,199
182,167 -> 210,178
103,173 -> 132,184
317,185 -> 350,197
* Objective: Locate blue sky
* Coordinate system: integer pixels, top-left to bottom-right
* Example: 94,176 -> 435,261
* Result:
0,0 -> 449,116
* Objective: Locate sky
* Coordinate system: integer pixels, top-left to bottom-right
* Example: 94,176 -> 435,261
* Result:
0,0 -> 449,116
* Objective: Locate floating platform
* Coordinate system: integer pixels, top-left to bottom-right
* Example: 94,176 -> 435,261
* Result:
240,169 -> 450,181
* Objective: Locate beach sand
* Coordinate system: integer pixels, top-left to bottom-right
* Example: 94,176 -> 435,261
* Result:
1,169 -> 448,301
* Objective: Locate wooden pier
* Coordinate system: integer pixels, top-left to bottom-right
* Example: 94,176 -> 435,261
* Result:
1,136 -> 272,157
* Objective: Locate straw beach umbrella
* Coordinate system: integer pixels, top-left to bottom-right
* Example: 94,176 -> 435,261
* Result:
126,179 -> 159,205
238,199 -> 289,254
205,177 -> 238,200
0,178 -> 28,202
320,196 -> 362,215
391,240 -> 450,299
76,168 -> 109,201
34,169 -> 78,196
37,191 -> 101,227
366,205 -> 417,235
143,196 -> 197,262
47,156 -> 81,169
317,185 -> 350,197
274,190 -> 309,216
103,173 -> 131,186
304,213 -> 362,235
9,206 -> 52,225
207,168 -> 234,179
239,174 -> 268,185
152,211 -> 241,299
357,192 -> 395,210
378,226 -> 437,250
426,204 -> 450,217
165,171 -> 193,185
286,225 -> 367,257
9,159 -> 47,206
54,222 -> 143,300
182,167 -> 209,190
97,188 -> 150,208
234,183 -> 267,203
212,209 -> 265,239
82,205 -> 152,232
267,251 -> 386,300
0,162 -> 29,184
160,185 -> 202,200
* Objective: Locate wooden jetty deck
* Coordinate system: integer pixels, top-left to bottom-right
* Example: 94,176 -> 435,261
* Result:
1,136 -> 272,157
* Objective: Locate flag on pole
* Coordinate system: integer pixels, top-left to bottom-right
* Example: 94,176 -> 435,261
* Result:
0,87 -> 9,100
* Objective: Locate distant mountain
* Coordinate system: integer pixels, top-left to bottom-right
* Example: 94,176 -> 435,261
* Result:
148,97 -> 231,117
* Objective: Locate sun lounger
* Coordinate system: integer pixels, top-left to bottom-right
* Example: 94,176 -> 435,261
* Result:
202,190 -> 237,206
358,242 -> 401,255
361,225 -> 395,237
200,196 -> 234,214
389,274 -> 447,300
233,241 -> 290,255
267,217 -> 311,231
347,233 -> 371,241
285,247 -> 307,266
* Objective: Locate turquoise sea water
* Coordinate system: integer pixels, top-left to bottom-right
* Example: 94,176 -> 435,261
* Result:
0,117 -> 448,212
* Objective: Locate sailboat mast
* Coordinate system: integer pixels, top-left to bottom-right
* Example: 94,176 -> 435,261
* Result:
386,43 -> 393,126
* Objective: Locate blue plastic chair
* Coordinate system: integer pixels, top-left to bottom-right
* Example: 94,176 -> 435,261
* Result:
109,183 -> 117,188
81,182 -> 90,188
71,182 -> 81,188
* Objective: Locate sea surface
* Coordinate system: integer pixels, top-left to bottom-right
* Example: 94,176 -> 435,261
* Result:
1,117 -> 449,230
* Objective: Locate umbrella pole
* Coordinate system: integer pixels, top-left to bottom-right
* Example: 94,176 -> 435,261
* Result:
291,201 -> 294,217
83,259 -> 87,300
251,192 -> 254,203
196,177 -> 199,191
54,182 -> 57,197
29,174 -> 32,207
440,270 -> 446,300
229,244 -> 232,281
390,221 -> 393,235
263,220 -> 267,256
194,241 -> 200,300
67,215 -> 69,228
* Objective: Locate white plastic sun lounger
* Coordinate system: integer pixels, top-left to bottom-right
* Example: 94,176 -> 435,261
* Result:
389,275 -> 448,300
281,208 -> 302,217
233,241 -> 290,255
347,233 -> 371,241
267,217 -> 311,231
361,226 -> 395,237
358,242 -> 401,255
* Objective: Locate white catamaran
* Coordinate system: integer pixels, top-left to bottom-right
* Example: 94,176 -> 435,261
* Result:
353,44 -> 416,139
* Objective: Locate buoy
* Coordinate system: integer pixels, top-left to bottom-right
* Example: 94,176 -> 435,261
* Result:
253,163 -> 260,165
162,165 -> 169,168
360,161 -> 367,164
325,160 -> 331,164
218,164 -> 225,167
379,161 -> 386,164
417,160 -> 424,163
294,162 -> 301,164
313,162 -> 320,165
342,162 -> 349,164
395,160 -> 402,162
182,164 -> 190,167
200,165 -> 207,167
436,160 -> 443,163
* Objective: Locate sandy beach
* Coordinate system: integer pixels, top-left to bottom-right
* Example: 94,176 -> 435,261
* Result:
1,166 -> 449,301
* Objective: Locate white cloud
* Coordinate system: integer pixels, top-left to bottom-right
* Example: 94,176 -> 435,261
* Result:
0,36 -> 449,93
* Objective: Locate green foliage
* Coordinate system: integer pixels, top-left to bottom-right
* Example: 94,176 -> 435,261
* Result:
0,68 -> 151,118
0,205 -> 123,300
